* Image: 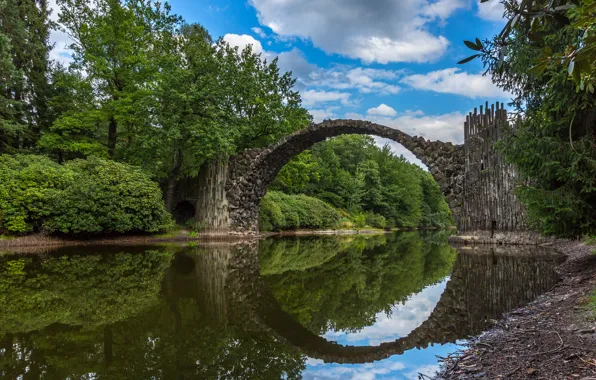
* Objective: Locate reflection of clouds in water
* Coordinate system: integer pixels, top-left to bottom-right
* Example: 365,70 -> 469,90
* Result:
303,357 -> 406,380
324,278 -> 448,346
405,364 -> 441,379
303,352 -> 448,380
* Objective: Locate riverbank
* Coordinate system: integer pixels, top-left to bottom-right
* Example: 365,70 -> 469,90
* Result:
436,239 -> 596,379
0,228 -> 396,252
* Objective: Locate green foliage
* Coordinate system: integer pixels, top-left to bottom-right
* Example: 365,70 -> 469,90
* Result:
259,191 -> 341,231
0,248 -> 173,335
0,246 -> 305,379
0,154 -> 71,232
462,0 -> 596,236
0,0 -> 53,153
270,135 -> 453,229
0,154 -> 172,234
262,231 -> 457,333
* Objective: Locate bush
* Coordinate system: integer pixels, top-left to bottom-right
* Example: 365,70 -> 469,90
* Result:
364,212 -> 387,229
0,154 -> 172,234
259,191 -> 341,232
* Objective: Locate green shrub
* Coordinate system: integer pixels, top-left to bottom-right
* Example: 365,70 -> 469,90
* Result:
364,212 -> 387,229
259,191 -> 341,232
0,154 -> 172,234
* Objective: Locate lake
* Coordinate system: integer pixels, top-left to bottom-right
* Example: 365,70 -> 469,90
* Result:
0,231 -> 564,379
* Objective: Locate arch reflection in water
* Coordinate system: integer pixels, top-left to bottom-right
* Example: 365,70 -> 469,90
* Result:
0,231 -> 563,379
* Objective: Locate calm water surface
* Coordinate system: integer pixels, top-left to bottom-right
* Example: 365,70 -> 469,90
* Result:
0,231 -> 563,379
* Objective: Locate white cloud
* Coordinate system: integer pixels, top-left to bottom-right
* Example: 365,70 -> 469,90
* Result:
219,36 -> 402,96
223,33 -> 264,55
367,104 -> 397,117
302,90 -> 352,107
309,66 -> 403,95
405,364 -> 441,380
47,0 -> 75,65
251,26 -> 268,38
346,109 -> 465,144
402,68 -> 510,99
303,359 -> 407,380
249,0 -> 466,63
423,0 -> 468,19
309,107 -> 340,123
49,29 -> 74,66
477,0 -> 506,21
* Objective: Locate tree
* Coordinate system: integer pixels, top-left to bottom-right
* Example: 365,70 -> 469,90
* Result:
56,0 -> 182,159
38,67 -> 107,162
0,0 -> 53,153
270,135 -> 453,229
459,0 -> 596,236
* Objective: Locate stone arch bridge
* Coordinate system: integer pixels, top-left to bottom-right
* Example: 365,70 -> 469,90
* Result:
186,102 -> 525,236
225,120 -> 465,232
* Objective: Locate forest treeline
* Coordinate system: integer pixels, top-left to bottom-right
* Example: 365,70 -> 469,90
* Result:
0,0 -> 451,235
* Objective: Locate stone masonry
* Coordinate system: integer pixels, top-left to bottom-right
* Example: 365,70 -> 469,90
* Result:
226,119 -> 465,233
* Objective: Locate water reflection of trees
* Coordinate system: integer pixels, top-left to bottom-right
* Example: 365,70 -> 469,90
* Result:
0,245 -> 305,379
261,231 -> 457,334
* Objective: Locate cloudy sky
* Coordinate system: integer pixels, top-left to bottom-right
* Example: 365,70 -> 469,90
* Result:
49,0 -> 509,161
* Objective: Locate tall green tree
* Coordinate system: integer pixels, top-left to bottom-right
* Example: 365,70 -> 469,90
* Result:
56,0 -> 181,159
0,0 -> 53,153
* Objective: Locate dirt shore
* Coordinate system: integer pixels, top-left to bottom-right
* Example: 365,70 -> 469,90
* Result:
436,240 -> 596,379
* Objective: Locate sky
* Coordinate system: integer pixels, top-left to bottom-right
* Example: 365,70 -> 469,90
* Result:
48,0 -> 510,163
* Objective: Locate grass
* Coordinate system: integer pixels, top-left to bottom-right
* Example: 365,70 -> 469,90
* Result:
0,235 -> 15,240
585,235 -> 596,255
587,292 -> 596,320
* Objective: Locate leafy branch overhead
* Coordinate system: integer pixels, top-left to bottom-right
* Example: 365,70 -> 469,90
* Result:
460,0 -> 596,93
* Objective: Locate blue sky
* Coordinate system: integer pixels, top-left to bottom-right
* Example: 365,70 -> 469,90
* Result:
49,0 -> 510,162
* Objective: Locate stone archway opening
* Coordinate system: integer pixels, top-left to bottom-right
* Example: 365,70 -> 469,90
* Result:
173,200 -> 196,225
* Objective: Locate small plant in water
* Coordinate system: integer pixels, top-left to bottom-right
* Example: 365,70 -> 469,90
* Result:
188,231 -> 198,238
187,241 -> 198,248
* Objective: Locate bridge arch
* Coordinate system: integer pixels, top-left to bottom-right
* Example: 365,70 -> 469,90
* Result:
226,119 -> 465,232
221,242 -> 562,364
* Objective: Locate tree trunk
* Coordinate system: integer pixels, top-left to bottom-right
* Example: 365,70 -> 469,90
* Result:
165,147 -> 184,213
107,116 -> 117,158
195,157 -> 230,234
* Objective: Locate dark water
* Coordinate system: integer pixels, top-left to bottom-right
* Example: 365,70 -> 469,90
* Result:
0,231 -> 563,379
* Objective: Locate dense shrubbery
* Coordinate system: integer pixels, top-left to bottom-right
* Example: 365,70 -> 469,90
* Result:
0,155 -> 172,234
259,191 -> 341,232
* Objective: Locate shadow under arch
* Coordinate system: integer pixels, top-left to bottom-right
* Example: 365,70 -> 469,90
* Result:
171,241 -> 563,365
226,120 -> 466,232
